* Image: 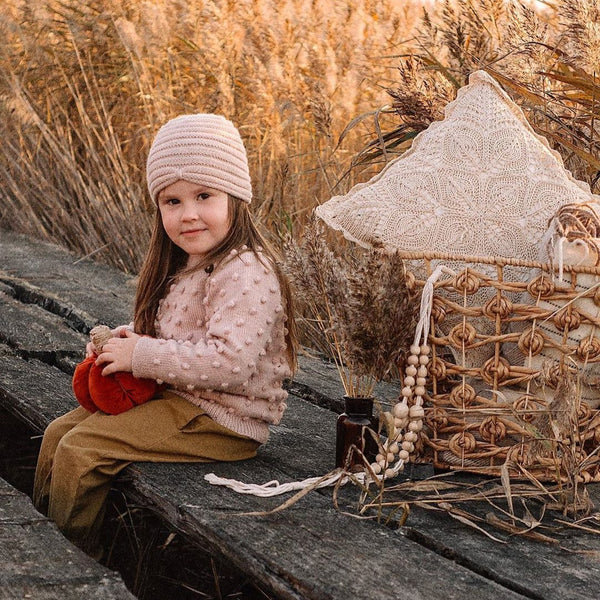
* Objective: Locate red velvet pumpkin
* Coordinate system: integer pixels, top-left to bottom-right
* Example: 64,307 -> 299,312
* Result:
72,325 -> 159,415
72,357 -> 98,413
72,357 -> 158,415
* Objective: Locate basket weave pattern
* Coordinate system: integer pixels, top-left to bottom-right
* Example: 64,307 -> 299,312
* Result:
413,254 -> 600,482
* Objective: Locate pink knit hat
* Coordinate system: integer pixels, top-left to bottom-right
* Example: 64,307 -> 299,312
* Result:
146,114 -> 252,203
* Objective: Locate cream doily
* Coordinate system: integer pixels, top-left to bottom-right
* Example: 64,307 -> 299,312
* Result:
316,70 -> 597,262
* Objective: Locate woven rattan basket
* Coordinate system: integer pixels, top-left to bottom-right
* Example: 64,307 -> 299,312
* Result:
405,250 -> 600,483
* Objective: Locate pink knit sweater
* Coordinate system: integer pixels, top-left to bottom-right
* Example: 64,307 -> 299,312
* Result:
132,248 -> 291,443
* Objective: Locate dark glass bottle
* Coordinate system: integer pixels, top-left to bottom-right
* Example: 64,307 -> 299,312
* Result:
335,396 -> 379,471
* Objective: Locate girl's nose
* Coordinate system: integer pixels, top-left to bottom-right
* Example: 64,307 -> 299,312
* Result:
181,201 -> 200,221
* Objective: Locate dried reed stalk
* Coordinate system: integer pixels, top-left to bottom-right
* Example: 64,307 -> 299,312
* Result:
362,466 -> 596,542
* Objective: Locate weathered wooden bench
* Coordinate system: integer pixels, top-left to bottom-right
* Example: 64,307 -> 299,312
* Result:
0,474 -> 135,599
2,228 -> 600,600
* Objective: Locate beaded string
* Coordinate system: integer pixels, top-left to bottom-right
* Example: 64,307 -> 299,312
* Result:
370,343 -> 428,478
370,264 -> 455,479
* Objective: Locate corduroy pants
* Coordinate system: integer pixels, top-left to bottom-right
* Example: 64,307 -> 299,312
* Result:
33,391 -> 260,554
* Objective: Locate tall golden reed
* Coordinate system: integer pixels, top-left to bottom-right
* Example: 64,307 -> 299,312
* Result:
0,0 -> 421,272
2,1 -> 600,275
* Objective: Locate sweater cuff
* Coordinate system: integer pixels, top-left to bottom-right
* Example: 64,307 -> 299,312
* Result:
131,336 -> 159,380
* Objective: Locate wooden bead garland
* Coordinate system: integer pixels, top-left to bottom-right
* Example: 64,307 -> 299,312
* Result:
369,343 -> 429,478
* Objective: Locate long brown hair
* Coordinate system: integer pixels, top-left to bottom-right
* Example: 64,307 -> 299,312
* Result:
134,196 -> 298,370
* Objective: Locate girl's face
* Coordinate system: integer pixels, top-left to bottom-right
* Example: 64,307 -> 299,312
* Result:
158,180 -> 230,267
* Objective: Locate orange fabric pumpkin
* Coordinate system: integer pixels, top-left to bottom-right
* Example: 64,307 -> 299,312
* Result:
72,357 -> 98,413
72,325 -> 158,415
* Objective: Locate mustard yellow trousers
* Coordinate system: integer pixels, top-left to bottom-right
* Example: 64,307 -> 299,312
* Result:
33,392 -> 259,553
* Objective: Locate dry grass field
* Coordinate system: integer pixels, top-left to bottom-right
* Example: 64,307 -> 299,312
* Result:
0,0 -> 599,272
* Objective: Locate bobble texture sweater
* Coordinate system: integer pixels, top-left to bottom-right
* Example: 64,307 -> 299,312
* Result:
132,249 -> 291,443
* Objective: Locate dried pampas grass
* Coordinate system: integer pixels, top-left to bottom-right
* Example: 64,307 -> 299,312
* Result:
282,217 -> 419,398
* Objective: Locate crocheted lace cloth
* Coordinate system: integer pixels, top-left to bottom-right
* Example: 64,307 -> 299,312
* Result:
316,70 -> 596,262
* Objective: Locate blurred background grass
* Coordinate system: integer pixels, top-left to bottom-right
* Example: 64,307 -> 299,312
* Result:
1,0 -> 599,273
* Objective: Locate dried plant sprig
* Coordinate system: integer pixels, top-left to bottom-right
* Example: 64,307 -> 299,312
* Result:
343,250 -> 418,384
361,470 -> 596,540
560,0 -> 600,75
283,217 -> 419,398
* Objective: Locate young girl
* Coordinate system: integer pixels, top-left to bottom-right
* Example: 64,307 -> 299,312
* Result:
33,113 -> 297,556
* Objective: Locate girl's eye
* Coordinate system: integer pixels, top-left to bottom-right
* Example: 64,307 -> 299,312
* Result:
198,193 -> 210,201
166,198 -> 180,206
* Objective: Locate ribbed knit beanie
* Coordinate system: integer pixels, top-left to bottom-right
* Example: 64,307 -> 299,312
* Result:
146,114 -> 252,203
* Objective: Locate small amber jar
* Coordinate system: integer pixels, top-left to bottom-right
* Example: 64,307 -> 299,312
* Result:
335,396 -> 379,471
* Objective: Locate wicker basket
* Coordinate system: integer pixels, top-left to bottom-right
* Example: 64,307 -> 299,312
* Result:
406,251 -> 600,483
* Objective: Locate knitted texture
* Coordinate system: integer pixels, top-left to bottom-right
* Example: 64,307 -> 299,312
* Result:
147,114 -> 252,203
131,249 -> 290,443
317,70 -> 600,374
316,70 -> 597,262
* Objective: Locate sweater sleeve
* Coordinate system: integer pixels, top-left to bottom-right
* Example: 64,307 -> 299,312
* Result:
131,252 -> 284,392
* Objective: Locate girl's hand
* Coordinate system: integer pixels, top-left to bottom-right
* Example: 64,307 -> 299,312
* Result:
85,341 -> 97,358
95,330 -> 141,376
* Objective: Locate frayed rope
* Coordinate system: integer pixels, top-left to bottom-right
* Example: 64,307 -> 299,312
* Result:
204,456 -> 407,497
204,471 -> 347,496
413,264 -> 456,347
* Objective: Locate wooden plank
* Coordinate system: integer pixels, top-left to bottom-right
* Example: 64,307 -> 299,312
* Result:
398,500 -> 600,600
0,347 -> 78,433
0,493 -> 46,523
0,229 -> 134,330
0,582 -> 135,600
260,395 -> 338,478
0,581 -> 136,600
0,292 -> 86,362
175,505 -> 528,600
0,478 -> 20,496
0,520 -> 135,600
121,375 -> 346,514
122,461 -> 528,600
125,459 -> 332,516
0,519 -> 96,582
0,477 -> 135,600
